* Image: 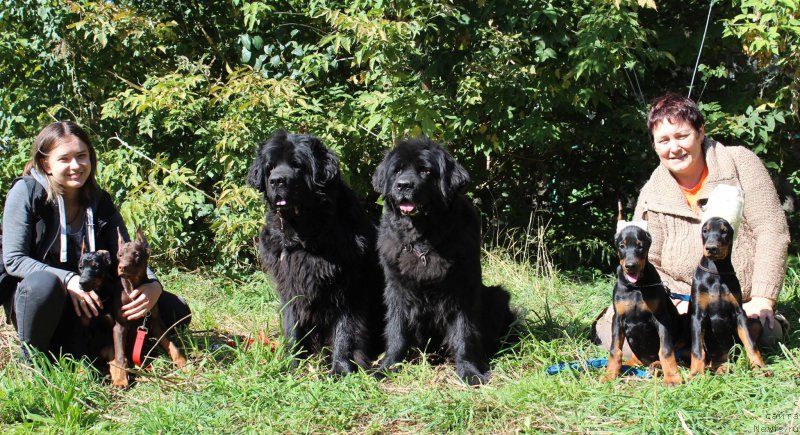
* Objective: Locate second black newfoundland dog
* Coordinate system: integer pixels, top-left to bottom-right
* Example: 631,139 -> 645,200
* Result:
372,137 -> 514,385
247,131 -> 385,375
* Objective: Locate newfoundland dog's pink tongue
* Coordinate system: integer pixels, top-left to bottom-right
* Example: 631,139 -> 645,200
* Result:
625,273 -> 639,284
399,202 -> 416,214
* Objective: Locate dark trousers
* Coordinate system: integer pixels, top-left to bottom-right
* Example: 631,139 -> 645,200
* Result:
13,270 -> 191,360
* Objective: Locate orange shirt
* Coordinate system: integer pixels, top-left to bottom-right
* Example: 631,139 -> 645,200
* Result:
680,165 -> 709,211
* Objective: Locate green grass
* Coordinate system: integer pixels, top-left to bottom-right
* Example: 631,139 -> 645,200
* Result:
2,250 -> 799,433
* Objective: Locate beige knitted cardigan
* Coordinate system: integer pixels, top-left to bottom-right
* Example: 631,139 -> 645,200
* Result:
633,139 -> 790,301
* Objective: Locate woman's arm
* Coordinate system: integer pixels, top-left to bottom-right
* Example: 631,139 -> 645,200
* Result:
2,179 -> 75,285
732,147 -> 790,326
733,147 -> 789,301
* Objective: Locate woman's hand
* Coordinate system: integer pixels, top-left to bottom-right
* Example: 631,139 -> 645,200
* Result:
743,296 -> 775,330
66,274 -> 103,318
122,281 -> 163,320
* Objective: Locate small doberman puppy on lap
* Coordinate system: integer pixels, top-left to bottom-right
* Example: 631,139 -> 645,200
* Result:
688,185 -> 768,378
604,214 -> 685,386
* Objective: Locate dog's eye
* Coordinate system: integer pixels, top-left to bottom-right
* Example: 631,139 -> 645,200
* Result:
618,243 -> 625,249
420,168 -> 431,176
290,160 -> 301,169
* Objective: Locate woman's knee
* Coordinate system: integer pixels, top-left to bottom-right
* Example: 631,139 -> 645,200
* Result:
16,271 -> 66,308
157,291 -> 192,328
14,271 -> 67,354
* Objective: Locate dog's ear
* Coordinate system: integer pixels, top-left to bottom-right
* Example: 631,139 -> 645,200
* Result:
372,151 -> 390,194
641,228 -> 652,249
99,250 -> 112,266
436,146 -> 470,199
135,226 -> 151,254
247,143 -> 268,193
117,227 -> 125,251
309,136 -> 340,187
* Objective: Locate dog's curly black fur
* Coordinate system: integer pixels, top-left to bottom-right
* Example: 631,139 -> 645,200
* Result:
372,137 -> 514,385
247,131 -> 385,375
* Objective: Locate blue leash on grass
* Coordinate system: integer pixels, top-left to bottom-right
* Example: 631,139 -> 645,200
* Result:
545,358 -> 650,378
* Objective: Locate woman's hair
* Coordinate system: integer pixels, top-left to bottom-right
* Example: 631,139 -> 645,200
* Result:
23,121 -> 100,204
647,93 -> 705,143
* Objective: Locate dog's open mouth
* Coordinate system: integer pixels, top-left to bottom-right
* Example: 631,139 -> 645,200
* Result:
274,195 -> 288,209
625,272 -> 640,284
398,201 -> 418,216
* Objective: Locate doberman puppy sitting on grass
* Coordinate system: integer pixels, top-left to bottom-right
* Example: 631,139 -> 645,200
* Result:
688,185 -> 769,379
105,228 -> 187,387
74,248 -> 115,358
604,209 -> 684,386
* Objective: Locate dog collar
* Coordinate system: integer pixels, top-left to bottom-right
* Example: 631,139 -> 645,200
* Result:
697,263 -> 736,276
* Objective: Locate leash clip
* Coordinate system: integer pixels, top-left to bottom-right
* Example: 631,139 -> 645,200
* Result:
139,310 -> 151,331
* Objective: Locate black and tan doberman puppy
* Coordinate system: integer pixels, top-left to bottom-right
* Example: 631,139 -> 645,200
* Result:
604,223 -> 683,386
688,217 -> 768,378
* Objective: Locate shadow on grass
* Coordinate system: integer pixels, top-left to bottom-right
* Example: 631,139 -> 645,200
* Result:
506,300 -> 594,346
177,328 -> 283,367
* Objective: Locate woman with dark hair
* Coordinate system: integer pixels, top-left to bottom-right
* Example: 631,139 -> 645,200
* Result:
593,93 -> 790,355
1,121 -> 191,360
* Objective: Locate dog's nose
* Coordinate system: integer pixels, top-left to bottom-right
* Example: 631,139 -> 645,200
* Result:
269,175 -> 288,187
395,179 -> 414,191
624,262 -> 637,272
706,245 -> 718,255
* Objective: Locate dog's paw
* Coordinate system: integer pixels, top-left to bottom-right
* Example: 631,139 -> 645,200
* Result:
173,355 -> 188,369
662,373 -> 682,386
109,364 -> 129,389
686,369 -> 704,380
601,372 -> 619,383
331,360 -> 356,377
374,362 -> 397,377
456,364 -> 490,386
754,366 -> 773,378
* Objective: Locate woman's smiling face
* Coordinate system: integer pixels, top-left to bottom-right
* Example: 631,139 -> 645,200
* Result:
42,135 -> 91,195
652,119 -> 705,180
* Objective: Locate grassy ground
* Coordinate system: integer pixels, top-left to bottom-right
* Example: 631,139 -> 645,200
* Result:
1,250 -> 799,433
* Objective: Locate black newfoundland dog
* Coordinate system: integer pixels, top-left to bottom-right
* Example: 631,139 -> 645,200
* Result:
372,137 -> 514,385
247,131 -> 385,375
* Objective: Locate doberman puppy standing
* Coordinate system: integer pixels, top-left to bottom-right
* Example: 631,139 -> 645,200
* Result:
108,228 -> 187,387
688,185 -> 768,378
604,215 -> 683,386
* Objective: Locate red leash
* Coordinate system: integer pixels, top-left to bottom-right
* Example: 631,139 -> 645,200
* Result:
132,311 -> 151,367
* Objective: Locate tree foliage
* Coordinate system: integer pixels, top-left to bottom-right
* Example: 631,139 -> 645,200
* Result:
1,0 -> 797,274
